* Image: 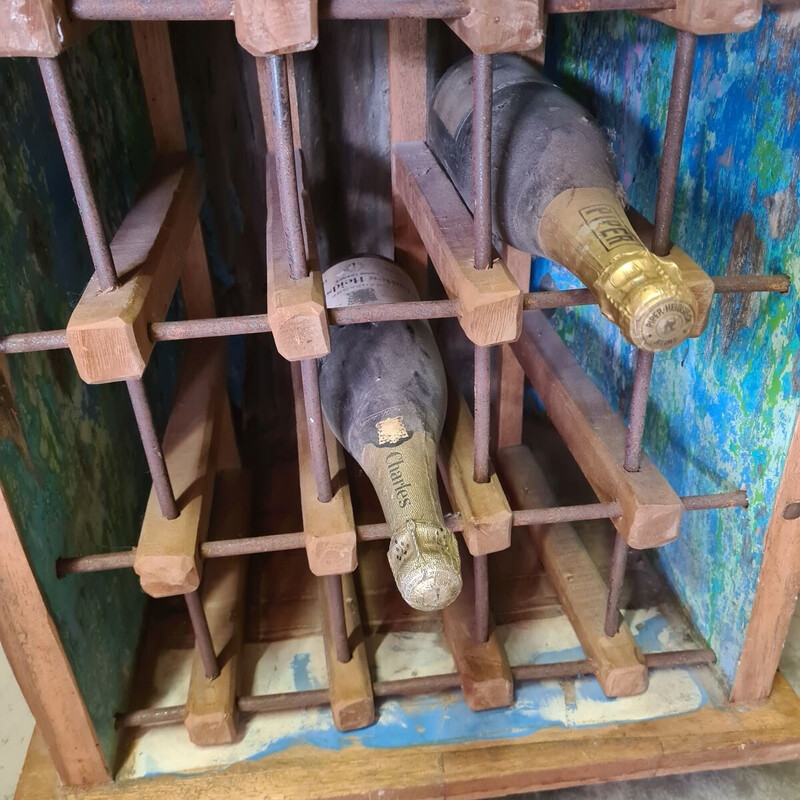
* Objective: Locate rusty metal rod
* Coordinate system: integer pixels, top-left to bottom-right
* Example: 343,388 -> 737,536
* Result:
69,0 -> 469,20
38,58 -> 119,293
545,0 -> 675,10
1,277 -> 789,356
184,589 -> 221,680
126,378 -> 179,520
57,491 -> 747,576
299,359 -> 334,504
323,574 -> 352,664
605,30 -> 698,638
473,345 -> 492,484
115,647 -> 716,729
473,554 -> 490,644
652,31 -> 698,258
263,55 -> 308,281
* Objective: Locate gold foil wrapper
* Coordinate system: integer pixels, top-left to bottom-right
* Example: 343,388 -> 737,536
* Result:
361,429 -> 462,612
538,188 -> 698,352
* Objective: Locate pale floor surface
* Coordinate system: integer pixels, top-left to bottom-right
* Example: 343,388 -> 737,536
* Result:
1,613 -> 799,799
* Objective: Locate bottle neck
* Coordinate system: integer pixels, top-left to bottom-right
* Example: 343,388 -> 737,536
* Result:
537,187 -> 697,351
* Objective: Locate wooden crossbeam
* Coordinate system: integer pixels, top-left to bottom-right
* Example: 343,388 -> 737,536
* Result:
184,469 -> 249,746
510,311 -> 682,549
0,0 -> 92,56
319,573 -> 375,731
133,342 -> 225,597
66,157 -> 202,384
639,0 -> 762,34
392,142 -> 522,347
234,0 -> 318,56
266,155 -> 330,362
446,0 -> 544,54
498,445 -> 649,698
439,386 -> 513,556
441,543 -> 514,711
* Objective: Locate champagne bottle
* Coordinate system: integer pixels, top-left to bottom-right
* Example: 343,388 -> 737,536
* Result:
429,54 -> 701,352
318,256 -> 462,611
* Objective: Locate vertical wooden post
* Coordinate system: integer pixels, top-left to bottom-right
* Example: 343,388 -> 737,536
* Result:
388,18 -> 428,295
732,411 -> 800,703
0,478 -> 110,786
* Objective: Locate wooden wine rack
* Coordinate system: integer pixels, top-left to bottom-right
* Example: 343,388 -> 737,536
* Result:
1,1 -> 798,798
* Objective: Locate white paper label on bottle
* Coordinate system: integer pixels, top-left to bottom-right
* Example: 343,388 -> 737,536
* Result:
323,256 -> 419,308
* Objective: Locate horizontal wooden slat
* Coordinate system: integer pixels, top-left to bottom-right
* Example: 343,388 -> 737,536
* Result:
392,141 -> 522,346
510,311 -> 682,549
639,0 -> 762,34
67,157 -> 202,384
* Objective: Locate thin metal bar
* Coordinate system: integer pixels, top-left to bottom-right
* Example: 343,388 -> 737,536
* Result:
69,0 -> 469,21
264,55 -> 308,281
38,58 -> 119,293
473,554 -> 490,644
323,574 -> 352,664
1,277 -> 789,356
184,589 -> 221,680
605,31 -> 698,638
545,0 -> 675,10
56,491 -> 748,575
472,54 -> 493,273
126,379 -> 179,520
652,31 -> 698,258
300,359 -> 334,504
115,647 -> 716,729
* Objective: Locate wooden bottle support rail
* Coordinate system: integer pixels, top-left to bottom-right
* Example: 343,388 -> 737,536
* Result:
291,362 -> 357,575
498,445 -> 649,698
133,341 -> 226,597
66,157 -> 202,384
184,470 -> 250,746
511,311 -> 683,550
266,154 -> 330,362
319,572 -> 376,731
441,541 -> 515,711
439,386 -> 513,556
392,141 -> 522,347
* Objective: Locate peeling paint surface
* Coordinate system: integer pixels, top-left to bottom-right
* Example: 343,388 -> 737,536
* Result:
118,606 -> 712,780
540,7 -> 800,685
0,25 -> 177,765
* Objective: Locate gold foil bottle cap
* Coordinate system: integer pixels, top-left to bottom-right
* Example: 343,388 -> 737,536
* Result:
388,520 -> 462,611
599,252 -> 697,352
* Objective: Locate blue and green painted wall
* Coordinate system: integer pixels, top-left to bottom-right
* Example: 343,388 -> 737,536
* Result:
541,5 -> 800,685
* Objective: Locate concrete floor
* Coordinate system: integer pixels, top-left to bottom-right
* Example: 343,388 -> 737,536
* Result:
2,614 -> 799,799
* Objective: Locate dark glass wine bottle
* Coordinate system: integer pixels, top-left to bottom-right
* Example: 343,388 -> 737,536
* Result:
429,54 -> 705,352
318,256 -> 462,611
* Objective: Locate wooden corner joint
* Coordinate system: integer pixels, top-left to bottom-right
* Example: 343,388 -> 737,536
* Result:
446,0 -> 544,55
66,157 -> 202,384
0,0 -> 93,57
638,0 -> 762,35
392,141 -> 522,347
234,0 -> 318,55
439,388 -> 512,556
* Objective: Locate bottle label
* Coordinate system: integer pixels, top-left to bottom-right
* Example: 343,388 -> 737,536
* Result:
323,256 -> 419,308
538,187 -> 699,352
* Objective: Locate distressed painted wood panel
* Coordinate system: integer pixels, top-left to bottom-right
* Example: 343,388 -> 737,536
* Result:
540,7 -> 800,684
0,24 -> 176,764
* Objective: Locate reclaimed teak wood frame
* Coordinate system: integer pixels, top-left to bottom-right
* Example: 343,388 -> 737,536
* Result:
1,0 -> 799,797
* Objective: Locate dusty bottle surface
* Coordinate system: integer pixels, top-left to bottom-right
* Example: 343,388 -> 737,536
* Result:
318,255 -> 462,612
428,54 -> 700,352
